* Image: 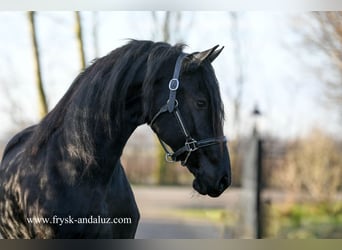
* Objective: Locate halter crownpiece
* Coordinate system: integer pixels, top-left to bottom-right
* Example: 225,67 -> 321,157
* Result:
167,53 -> 186,112
149,53 -> 227,166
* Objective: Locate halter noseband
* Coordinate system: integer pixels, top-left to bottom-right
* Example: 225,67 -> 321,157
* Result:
148,53 -> 227,166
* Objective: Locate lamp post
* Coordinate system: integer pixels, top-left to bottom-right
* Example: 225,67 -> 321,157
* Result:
252,104 -> 261,136
241,104 -> 263,238
252,104 -> 263,238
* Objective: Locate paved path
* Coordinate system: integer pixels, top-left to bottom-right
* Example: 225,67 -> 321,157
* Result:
132,186 -> 237,239
131,186 -> 241,217
135,218 -> 223,239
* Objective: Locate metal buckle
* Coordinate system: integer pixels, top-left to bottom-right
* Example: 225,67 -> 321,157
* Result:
185,139 -> 198,152
165,153 -> 174,162
169,78 -> 179,91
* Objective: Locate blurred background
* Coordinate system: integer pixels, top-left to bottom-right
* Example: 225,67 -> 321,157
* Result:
0,11 -> 341,239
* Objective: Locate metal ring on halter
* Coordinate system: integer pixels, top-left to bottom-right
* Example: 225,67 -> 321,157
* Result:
166,99 -> 178,109
165,153 -> 174,162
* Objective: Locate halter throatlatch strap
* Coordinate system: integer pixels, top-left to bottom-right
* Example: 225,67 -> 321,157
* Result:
149,52 -> 227,166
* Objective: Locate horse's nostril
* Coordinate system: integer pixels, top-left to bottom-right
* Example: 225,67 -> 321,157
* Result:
218,175 -> 230,191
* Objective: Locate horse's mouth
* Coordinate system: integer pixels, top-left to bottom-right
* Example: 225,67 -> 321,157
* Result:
192,178 -> 224,198
192,179 -> 207,195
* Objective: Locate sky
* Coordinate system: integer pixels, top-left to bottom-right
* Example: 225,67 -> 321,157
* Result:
0,11 -> 341,143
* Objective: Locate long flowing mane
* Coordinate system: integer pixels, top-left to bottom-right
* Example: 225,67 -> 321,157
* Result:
25,40 -> 224,164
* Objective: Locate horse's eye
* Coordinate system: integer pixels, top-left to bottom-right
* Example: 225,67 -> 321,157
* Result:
196,100 -> 207,108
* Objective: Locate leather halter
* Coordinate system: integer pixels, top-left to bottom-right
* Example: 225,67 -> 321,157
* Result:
148,53 -> 227,166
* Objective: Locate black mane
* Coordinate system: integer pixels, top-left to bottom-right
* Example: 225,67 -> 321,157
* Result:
25,40 -> 224,163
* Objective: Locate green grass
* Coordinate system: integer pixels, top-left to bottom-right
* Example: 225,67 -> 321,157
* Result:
170,208 -> 237,226
265,202 -> 342,239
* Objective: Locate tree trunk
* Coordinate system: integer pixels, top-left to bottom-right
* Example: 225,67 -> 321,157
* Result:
28,11 -> 48,118
92,12 -> 99,58
162,12 -> 171,43
75,11 -> 86,70
230,12 -> 244,134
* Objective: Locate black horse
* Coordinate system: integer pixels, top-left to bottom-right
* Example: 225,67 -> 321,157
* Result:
0,40 -> 231,238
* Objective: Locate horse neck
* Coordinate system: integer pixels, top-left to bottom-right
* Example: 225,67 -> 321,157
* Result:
81,96 -> 143,181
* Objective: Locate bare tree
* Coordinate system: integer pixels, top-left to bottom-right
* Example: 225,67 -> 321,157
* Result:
298,12 -> 342,115
75,11 -> 86,70
151,11 -> 192,44
230,12 -> 245,133
272,128 -> 342,202
28,11 -> 48,118
227,12 -> 248,191
0,78 -> 31,128
162,11 -> 171,42
92,12 -> 99,58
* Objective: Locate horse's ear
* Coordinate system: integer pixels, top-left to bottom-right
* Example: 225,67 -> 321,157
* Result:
208,46 -> 224,62
187,45 -> 224,66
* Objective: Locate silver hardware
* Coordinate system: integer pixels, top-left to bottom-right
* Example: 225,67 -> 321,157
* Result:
169,78 -> 179,91
165,153 -> 174,162
185,139 -> 198,152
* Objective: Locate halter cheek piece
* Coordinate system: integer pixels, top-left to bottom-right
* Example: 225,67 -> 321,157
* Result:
148,53 -> 227,166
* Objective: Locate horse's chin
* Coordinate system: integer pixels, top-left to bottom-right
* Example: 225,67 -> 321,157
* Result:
192,179 -> 207,195
192,179 -> 224,198
207,191 -> 222,198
